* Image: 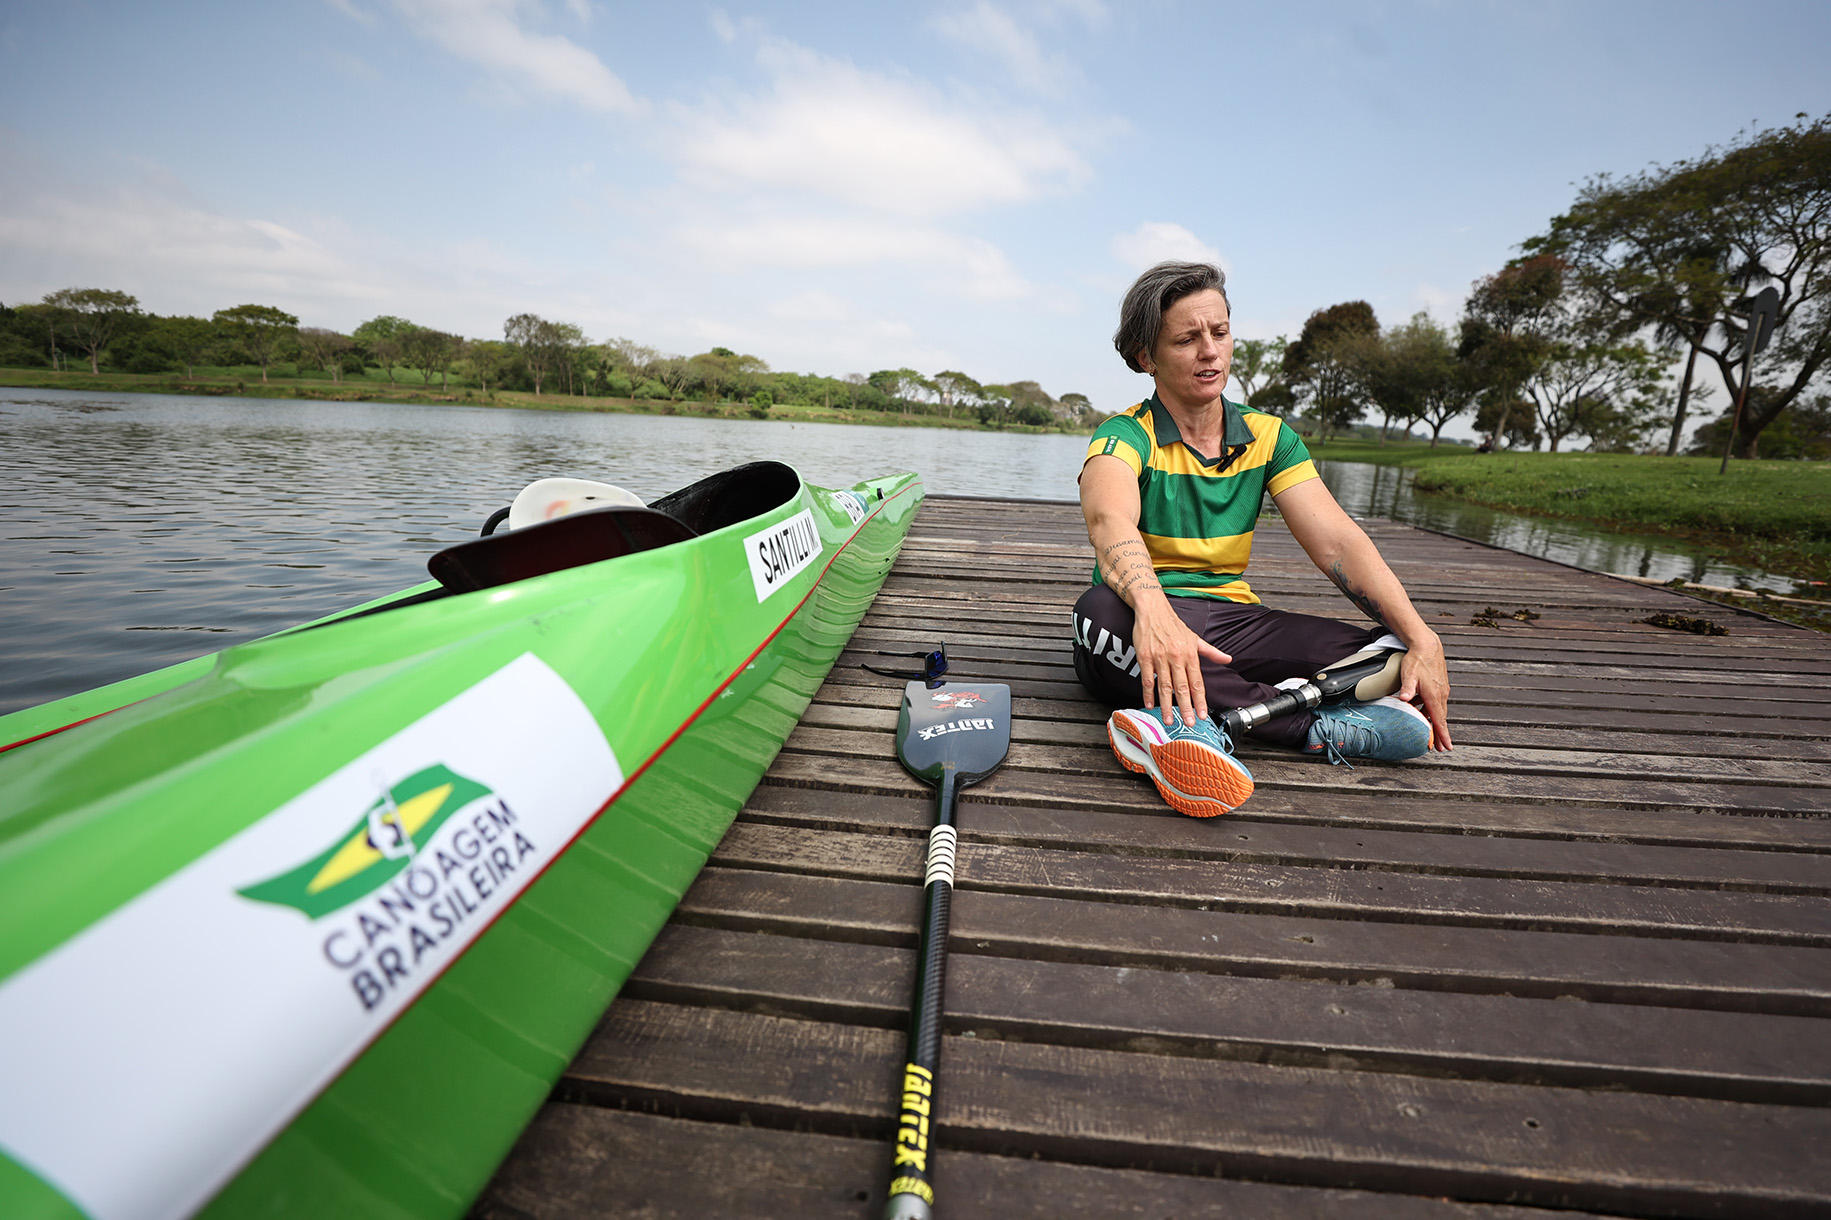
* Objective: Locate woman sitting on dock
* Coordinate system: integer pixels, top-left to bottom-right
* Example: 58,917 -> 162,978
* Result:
1074,260 -> 1452,817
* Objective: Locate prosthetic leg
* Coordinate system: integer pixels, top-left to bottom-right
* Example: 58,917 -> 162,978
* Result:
1219,639 -> 1408,738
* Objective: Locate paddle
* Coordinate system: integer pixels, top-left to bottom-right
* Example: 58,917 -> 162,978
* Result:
883,678 -> 1012,1220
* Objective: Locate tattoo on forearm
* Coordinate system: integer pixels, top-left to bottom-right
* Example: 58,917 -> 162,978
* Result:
1099,539 -> 1162,603
1328,561 -> 1389,628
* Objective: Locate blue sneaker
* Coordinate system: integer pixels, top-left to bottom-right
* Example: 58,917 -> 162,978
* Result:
1108,707 -> 1254,817
1304,696 -> 1433,766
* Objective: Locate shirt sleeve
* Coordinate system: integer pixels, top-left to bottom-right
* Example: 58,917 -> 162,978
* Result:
1264,418 -> 1320,496
1084,413 -> 1151,478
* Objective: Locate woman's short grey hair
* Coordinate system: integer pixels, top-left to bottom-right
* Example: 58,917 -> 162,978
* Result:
1113,261 -> 1229,373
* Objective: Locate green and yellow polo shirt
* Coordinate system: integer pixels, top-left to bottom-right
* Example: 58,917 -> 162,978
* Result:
1084,393 -> 1318,604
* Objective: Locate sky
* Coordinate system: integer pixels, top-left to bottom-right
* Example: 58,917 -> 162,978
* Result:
3,0 -> 1830,430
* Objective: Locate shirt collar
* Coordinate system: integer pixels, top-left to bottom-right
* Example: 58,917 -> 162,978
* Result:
1142,391 -> 1254,470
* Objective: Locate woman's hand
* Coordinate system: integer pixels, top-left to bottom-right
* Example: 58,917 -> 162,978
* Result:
1131,597 -> 1230,724
1395,630 -> 1453,750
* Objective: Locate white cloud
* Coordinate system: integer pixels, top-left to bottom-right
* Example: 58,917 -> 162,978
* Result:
387,0 -> 641,115
670,38 -> 1088,218
931,3 -> 1072,94
672,213 -> 1033,300
1110,221 -> 1223,271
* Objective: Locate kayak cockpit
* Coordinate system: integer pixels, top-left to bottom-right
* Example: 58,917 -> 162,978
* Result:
326,461 -> 805,624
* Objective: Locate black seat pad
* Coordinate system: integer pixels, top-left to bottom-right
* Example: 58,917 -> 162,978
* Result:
428,506 -> 697,593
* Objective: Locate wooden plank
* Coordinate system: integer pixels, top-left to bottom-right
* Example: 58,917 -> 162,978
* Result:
807,678 -> 1831,749
786,721 -> 1831,788
744,778 -> 1831,852
798,694 -> 1831,763
677,869 -> 1831,1017
709,824 -> 1831,946
732,787 -> 1831,893
628,925 -> 1831,1104
559,1002 -> 1831,1217
470,1107 -> 1581,1220
761,750 -> 1831,819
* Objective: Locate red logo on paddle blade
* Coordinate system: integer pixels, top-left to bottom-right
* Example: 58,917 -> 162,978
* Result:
930,691 -> 984,709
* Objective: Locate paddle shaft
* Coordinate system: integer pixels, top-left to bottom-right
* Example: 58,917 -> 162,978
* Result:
884,767 -> 960,1220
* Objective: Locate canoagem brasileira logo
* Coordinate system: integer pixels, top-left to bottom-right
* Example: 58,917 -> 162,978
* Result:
237,764 -> 498,919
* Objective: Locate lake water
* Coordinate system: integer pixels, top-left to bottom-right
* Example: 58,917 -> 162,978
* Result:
0,387 -> 1800,717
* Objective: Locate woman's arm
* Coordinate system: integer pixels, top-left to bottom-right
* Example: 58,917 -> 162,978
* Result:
1271,478 -> 1453,750
1080,454 -> 1230,724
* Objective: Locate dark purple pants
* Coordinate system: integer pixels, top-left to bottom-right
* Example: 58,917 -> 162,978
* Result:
1070,583 -> 1380,748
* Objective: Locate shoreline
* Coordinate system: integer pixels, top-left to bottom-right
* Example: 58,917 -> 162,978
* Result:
0,368 -> 1092,436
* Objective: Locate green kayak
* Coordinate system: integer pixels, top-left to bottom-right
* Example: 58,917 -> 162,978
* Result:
0,461 -> 922,1220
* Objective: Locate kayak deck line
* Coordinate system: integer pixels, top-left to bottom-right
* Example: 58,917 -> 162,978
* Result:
476,496 -> 1831,1219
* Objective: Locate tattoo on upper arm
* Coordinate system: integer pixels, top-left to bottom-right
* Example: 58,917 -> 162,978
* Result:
1328,561 -> 1389,628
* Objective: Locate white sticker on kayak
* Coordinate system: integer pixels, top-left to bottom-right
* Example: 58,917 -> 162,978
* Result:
0,653 -> 621,1220
833,489 -> 870,525
744,508 -> 822,602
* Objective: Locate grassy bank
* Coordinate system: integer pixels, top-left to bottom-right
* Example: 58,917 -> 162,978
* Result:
1308,437 -> 1831,589
0,367 -> 1088,434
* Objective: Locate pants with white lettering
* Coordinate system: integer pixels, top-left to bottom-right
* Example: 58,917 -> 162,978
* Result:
1070,583 -> 1380,749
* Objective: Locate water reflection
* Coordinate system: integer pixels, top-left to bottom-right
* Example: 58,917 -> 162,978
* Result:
1313,458 -> 1797,593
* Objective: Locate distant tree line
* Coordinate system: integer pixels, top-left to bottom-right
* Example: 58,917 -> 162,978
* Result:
0,296 -> 1103,430
1239,113 -> 1831,459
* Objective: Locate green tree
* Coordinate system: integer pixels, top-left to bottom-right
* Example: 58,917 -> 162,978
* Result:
1525,337 -> 1665,451
503,313 -> 562,395
1003,380 -> 1060,425
212,304 -> 298,383
43,287 -> 140,373
354,316 -> 416,384
1351,327 -> 1420,444
1285,301 -> 1379,441
1058,392 -> 1098,425
1385,313 -> 1478,447
603,338 -> 659,392
1230,336 -> 1288,404
296,327 -> 355,383
154,316 -> 219,378
401,328 -> 462,388
1458,256 -> 1564,448
1531,173 -> 1732,455
931,370 -> 982,418
1532,113 -> 1831,458
466,339 -> 510,392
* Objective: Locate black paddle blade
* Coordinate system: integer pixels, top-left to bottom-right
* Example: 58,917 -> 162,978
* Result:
895,680 -> 1012,788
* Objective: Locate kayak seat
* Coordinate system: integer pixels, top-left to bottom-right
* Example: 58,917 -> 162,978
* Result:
649,461 -> 801,535
428,506 -> 699,594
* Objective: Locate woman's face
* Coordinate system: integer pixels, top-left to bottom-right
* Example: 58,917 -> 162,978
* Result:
1141,288 -> 1232,410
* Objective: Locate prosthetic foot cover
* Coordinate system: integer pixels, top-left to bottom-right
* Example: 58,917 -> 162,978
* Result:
1108,707 -> 1255,817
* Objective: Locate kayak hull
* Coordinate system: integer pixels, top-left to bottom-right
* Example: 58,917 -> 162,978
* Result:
0,466 -> 921,1220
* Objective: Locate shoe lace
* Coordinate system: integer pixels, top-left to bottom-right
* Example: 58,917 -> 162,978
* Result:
1316,708 -> 1377,769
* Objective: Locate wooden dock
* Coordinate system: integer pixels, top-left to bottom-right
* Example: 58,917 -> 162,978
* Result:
475,496 -> 1831,1219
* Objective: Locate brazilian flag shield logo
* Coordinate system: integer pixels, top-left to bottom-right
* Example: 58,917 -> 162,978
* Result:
239,764 -> 493,919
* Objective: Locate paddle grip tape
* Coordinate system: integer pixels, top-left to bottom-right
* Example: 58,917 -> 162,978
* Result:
924,825 -> 958,888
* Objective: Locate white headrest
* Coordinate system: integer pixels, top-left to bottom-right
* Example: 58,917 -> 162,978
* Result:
506,478 -> 646,531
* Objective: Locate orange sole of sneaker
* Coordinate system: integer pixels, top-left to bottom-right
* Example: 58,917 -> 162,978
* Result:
1108,716 -> 1254,818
